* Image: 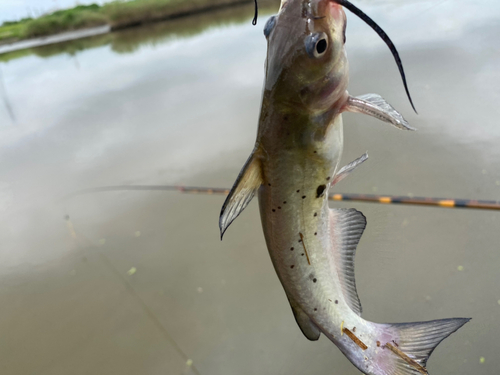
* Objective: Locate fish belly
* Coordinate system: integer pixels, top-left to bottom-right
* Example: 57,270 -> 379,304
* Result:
257,114 -> 351,324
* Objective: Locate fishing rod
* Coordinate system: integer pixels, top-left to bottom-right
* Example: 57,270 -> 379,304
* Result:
65,185 -> 500,211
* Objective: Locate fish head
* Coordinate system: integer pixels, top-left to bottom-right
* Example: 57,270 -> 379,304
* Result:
264,0 -> 349,113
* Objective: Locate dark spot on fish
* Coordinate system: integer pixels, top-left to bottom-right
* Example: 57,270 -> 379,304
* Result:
326,176 -> 331,181
314,308 -> 317,311
301,253 -> 304,256
283,201 -> 287,204
314,213 -> 317,217
297,189 -> 300,193
298,239 -> 302,243
335,300 -> 338,304
353,327 -> 356,332
290,247 -> 294,251
316,184 -> 326,198
272,209 -> 276,212
313,278 -> 317,283
377,341 -> 381,347
284,115 -> 288,121
313,151 -> 317,154
290,265 -> 295,269
268,183 -> 271,186
314,232 -> 317,236
302,196 -> 306,199
278,206 -> 281,209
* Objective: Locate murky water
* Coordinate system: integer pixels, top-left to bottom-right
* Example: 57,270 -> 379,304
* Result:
0,1 -> 499,374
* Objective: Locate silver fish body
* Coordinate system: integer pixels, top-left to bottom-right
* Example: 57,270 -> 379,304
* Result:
256,92 -> 395,375
220,1 -> 469,374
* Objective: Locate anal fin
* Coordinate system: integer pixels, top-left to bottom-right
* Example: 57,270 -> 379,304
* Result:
329,208 -> 366,316
219,149 -> 262,239
289,300 -> 321,341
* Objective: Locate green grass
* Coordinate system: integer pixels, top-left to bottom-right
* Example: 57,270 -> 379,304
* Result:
24,9 -> 108,38
0,4 -> 106,41
0,17 -> 32,41
0,0 -> 260,44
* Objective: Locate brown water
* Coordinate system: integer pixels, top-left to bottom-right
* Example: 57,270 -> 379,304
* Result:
0,1 -> 499,374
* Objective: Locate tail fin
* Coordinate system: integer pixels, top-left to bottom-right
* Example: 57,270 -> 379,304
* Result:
386,318 -> 470,374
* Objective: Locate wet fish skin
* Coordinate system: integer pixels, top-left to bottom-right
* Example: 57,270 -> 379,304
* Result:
220,1 -> 469,374
262,0 -> 349,118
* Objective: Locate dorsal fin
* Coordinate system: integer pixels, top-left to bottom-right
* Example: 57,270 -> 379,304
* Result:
219,150 -> 263,239
329,208 -> 366,316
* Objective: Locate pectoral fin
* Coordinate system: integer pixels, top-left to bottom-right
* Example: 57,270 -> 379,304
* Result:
331,153 -> 368,186
289,300 -> 321,341
219,150 -> 263,239
329,208 -> 366,316
345,94 -> 415,131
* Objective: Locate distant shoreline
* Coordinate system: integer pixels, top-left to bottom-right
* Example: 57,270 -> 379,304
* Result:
0,25 -> 111,55
108,0 -> 256,31
0,0 -> 278,53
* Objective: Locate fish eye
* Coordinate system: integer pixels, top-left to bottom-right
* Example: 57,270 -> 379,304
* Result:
305,32 -> 329,58
263,15 -> 277,38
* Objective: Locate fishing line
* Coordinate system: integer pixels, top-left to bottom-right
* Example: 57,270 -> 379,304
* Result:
0,65 -> 16,124
333,0 -> 417,113
252,0 -> 259,25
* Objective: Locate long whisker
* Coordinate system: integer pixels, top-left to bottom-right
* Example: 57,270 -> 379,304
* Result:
333,0 -> 417,113
64,185 -> 500,211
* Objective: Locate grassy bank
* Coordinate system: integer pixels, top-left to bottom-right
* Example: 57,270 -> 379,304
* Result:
0,4 -> 107,43
0,0 -> 270,45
